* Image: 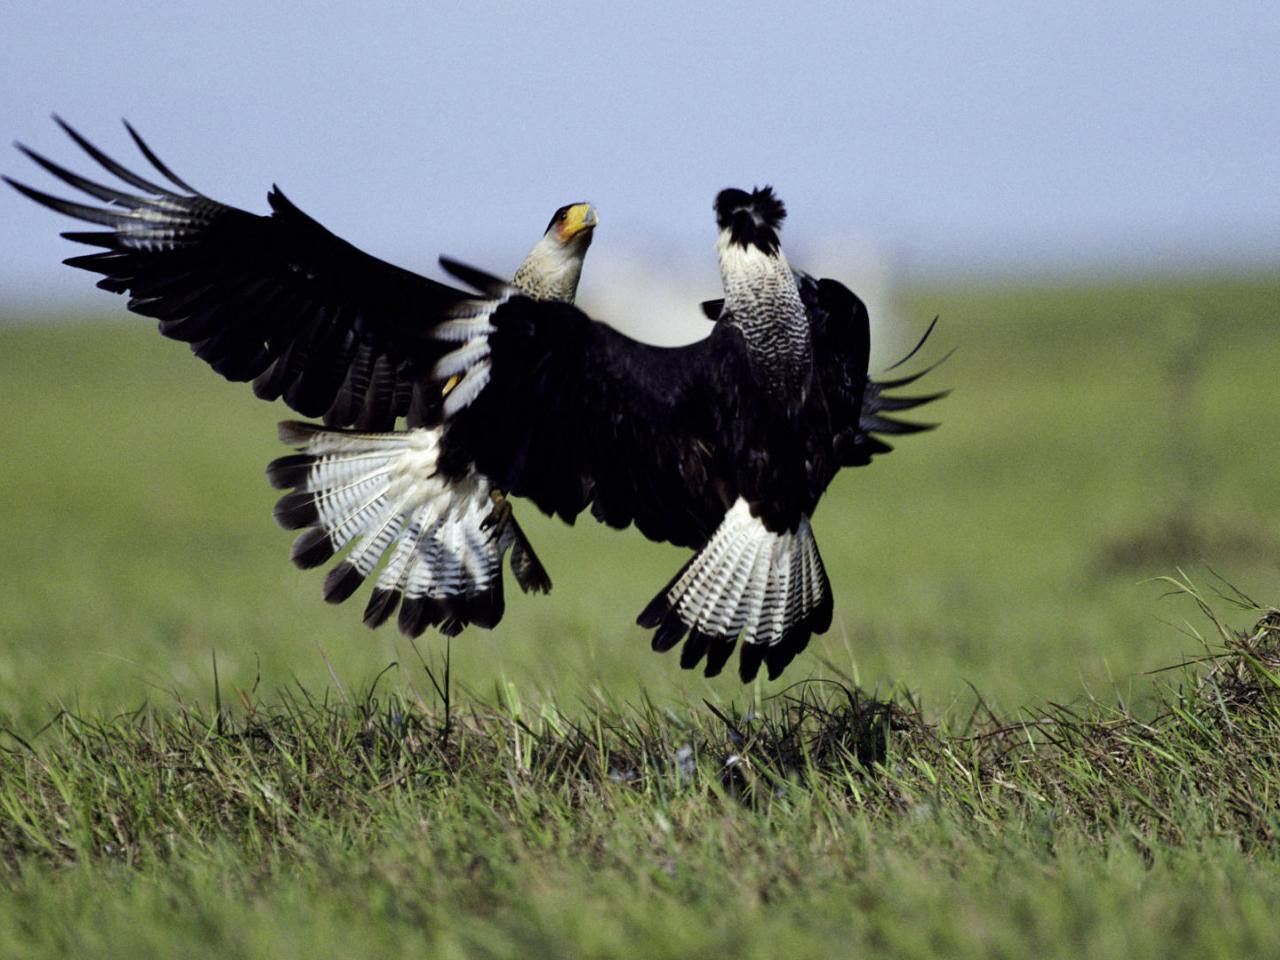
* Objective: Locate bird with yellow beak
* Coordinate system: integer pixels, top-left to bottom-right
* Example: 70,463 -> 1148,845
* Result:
512,202 -> 599,301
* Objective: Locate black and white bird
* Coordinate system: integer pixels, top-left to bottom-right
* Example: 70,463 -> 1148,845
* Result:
277,201 -> 602,636
5,118 -> 599,635
8,119 -> 942,682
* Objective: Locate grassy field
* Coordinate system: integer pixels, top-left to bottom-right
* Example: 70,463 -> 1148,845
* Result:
1,273 -> 1278,957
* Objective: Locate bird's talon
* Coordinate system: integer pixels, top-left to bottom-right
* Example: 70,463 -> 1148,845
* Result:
482,490 -> 512,532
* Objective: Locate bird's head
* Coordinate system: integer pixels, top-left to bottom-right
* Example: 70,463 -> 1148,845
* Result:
513,202 -> 599,302
544,202 -> 599,249
714,186 -> 786,255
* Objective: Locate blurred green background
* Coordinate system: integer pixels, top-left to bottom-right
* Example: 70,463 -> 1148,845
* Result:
1,274 -> 1277,729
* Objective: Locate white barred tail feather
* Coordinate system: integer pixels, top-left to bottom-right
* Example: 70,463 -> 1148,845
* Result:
266,421 -> 549,638
637,499 -> 833,682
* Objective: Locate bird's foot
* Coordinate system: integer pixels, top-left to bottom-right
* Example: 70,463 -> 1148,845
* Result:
481,488 -> 513,533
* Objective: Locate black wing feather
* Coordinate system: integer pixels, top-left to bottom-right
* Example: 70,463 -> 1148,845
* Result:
122,120 -> 199,193
797,273 -> 946,467
8,119 -> 469,429
439,299 -> 748,548
438,256 -> 511,297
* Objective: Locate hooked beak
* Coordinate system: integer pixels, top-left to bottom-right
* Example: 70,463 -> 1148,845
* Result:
558,202 -> 599,242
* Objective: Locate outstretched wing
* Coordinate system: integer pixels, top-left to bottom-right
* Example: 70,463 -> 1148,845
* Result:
801,276 -> 946,466
850,314 -> 949,463
6,117 -> 469,429
433,295 -> 749,549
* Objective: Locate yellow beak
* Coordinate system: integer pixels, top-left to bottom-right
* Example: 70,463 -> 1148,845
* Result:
558,203 -> 599,241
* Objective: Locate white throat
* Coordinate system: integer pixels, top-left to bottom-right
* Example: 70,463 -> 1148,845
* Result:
513,234 -> 588,303
716,229 -> 801,316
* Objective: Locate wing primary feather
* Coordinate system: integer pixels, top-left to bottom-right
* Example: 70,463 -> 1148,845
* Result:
2,177 -> 132,226
14,144 -> 141,205
861,415 -> 937,436
868,390 -> 951,412
122,119 -> 200,194
60,230 -> 130,250
438,257 -> 510,297
873,347 -> 956,388
52,114 -> 176,196
881,315 -> 939,372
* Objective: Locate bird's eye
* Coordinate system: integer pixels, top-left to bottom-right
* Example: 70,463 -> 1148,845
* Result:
558,210 -> 568,221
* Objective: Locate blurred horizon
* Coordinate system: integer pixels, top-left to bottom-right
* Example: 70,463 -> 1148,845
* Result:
3,1 -> 1278,321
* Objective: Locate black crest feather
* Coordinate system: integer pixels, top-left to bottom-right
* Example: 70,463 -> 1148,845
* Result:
714,185 -> 786,253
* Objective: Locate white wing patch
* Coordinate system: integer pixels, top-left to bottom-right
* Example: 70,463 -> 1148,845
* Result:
432,294 -> 510,419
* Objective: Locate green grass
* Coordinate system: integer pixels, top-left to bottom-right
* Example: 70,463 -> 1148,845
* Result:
1,273 -> 1279,957
3,589 -> 1280,958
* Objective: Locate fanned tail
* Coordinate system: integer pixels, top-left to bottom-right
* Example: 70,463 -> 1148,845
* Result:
267,421 -> 549,637
637,499 -> 832,682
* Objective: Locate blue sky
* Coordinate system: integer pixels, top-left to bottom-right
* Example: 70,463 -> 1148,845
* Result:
2,0 -> 1277,308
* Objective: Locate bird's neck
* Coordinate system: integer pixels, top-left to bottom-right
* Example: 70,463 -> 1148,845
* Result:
512,235 -> 588,303
716,232 -> 804,323
716,232 -> 812,398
